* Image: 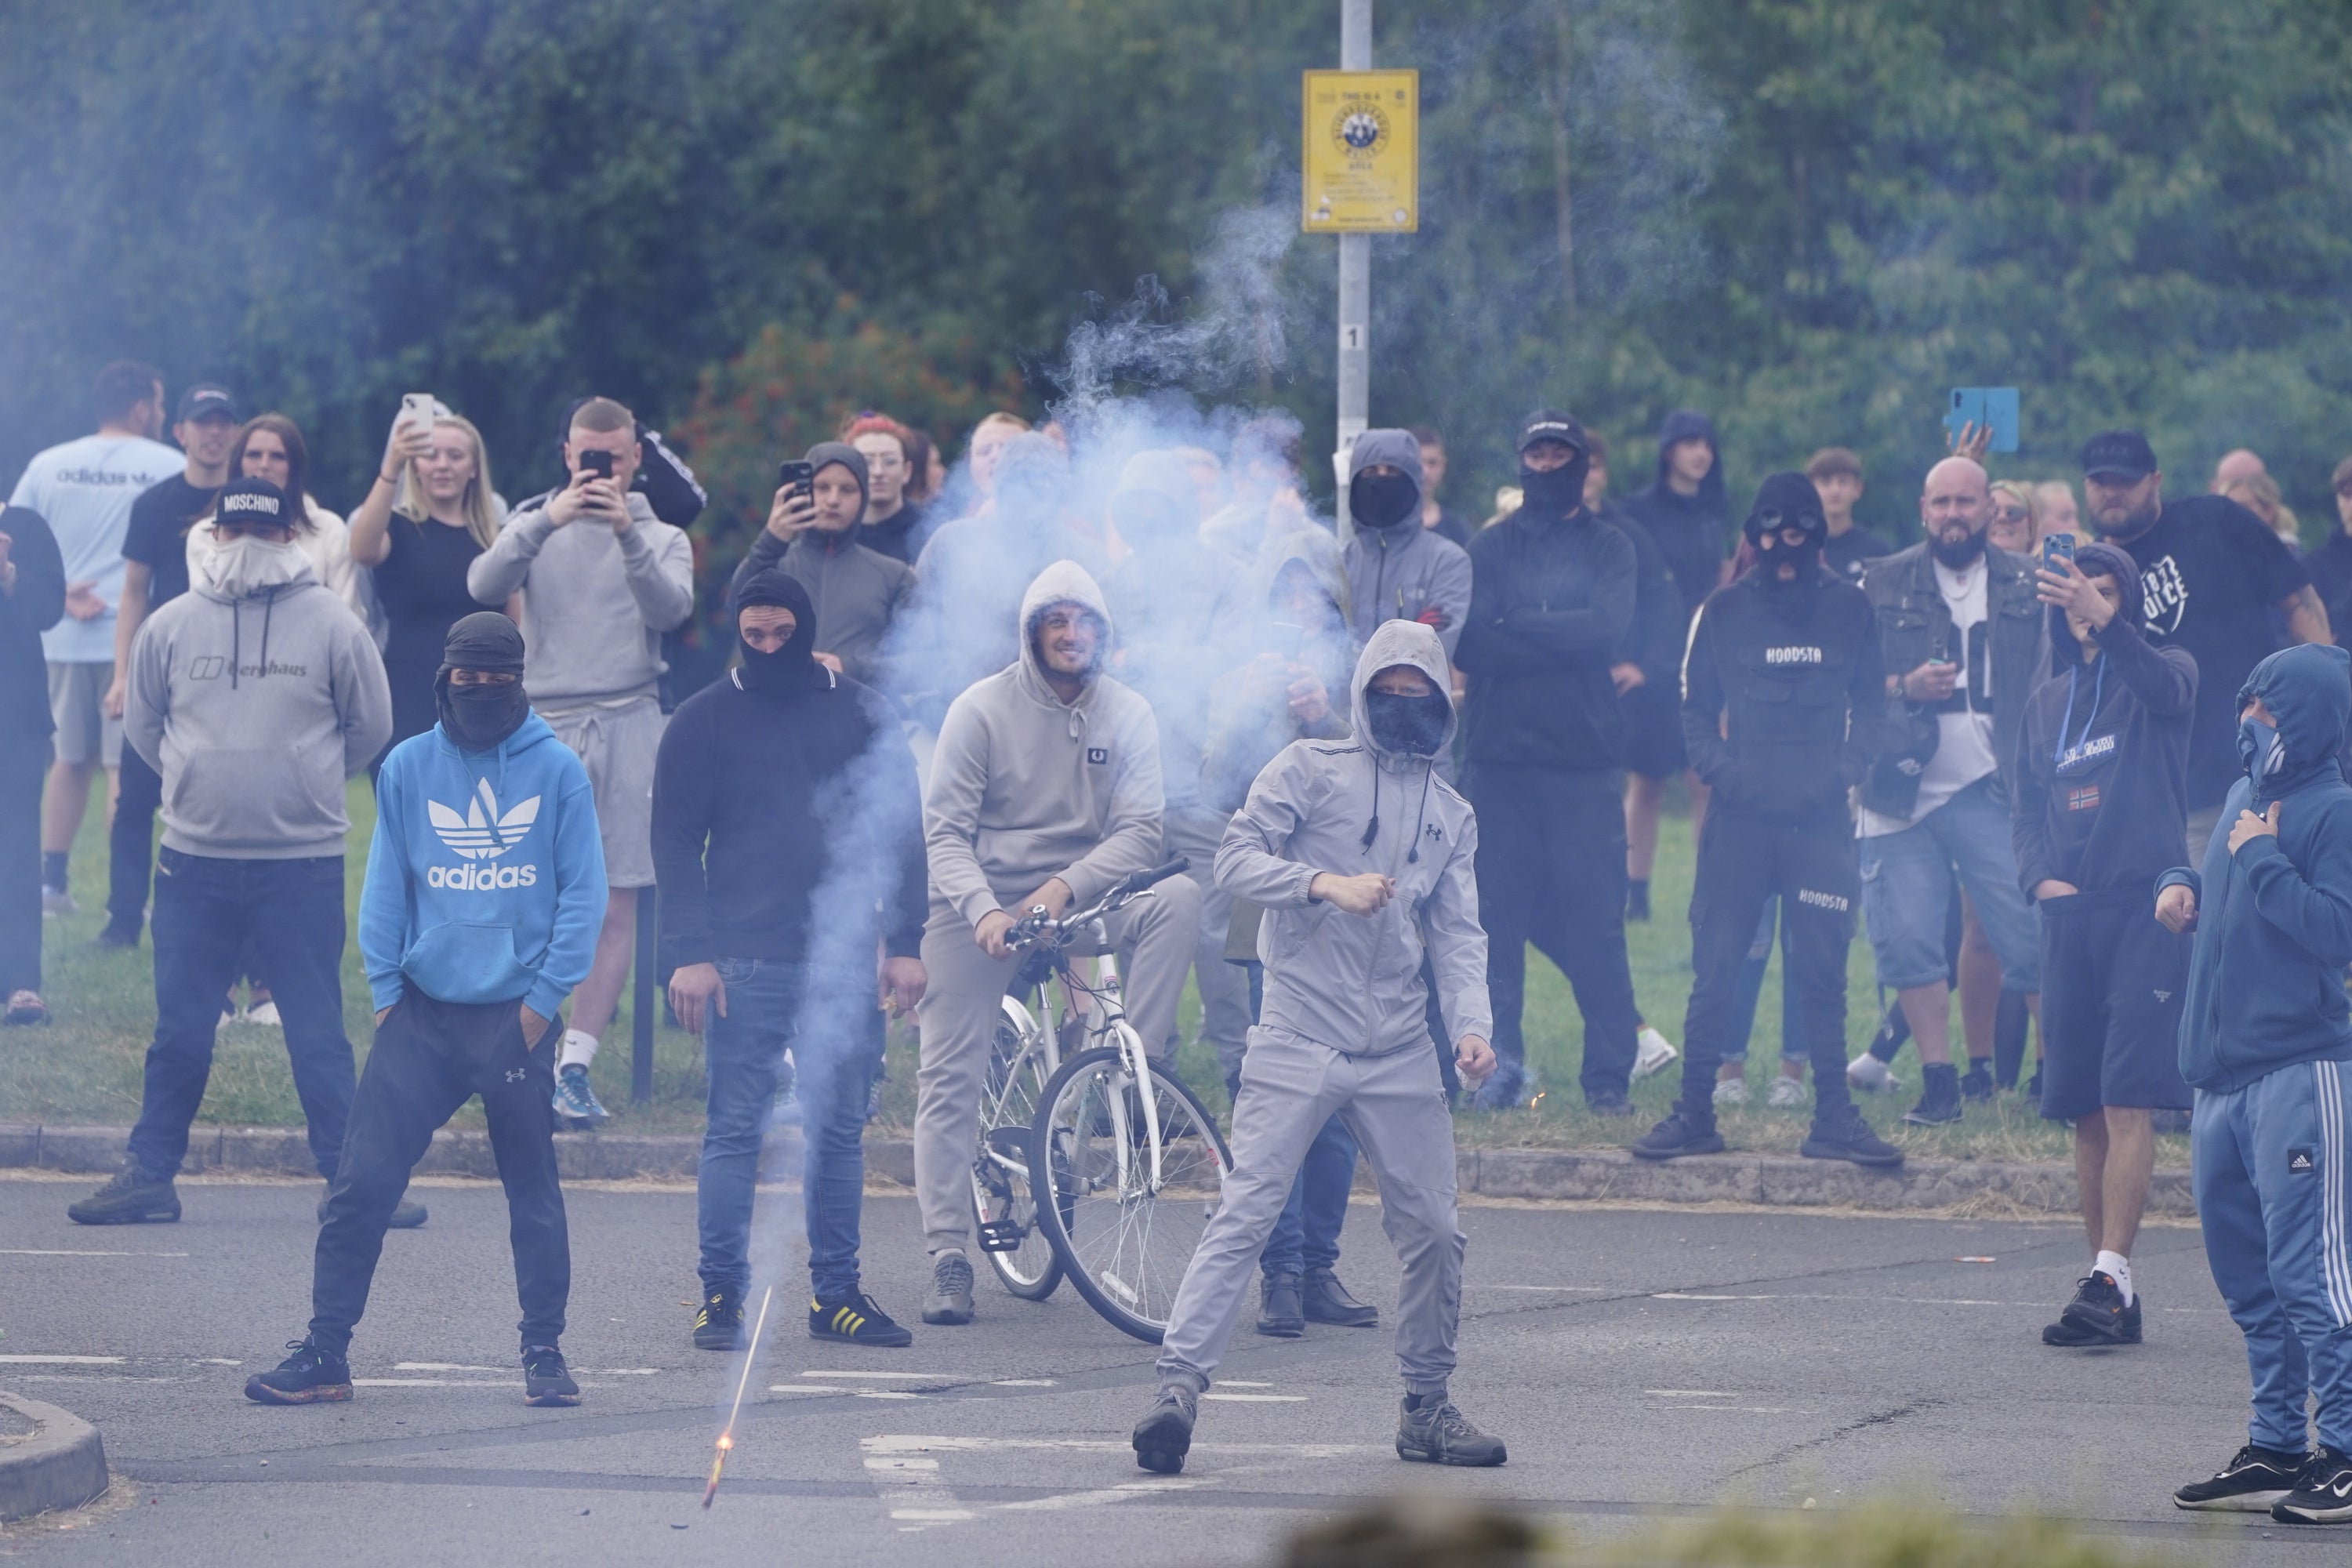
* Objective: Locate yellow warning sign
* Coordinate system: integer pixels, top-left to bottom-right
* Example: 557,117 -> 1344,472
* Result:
1301,70 -> 1418,233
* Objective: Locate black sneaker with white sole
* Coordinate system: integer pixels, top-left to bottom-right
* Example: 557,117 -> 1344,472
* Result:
522,1345 -> 579,1406
811,1292 -> 913,1347
2046,1271 -> 2141,1345
693,1287 -> 745,1351
1396,1393 -> 1508,1467
922,1250 -> 975,1325
2273,1446 -> 2352,1524
2172,1443 -> 2308,1512
1132,1385 -> 1198,1474
1903,1063 -> 1963,1126
1799,1107 -> 1904,1169
245,1338 -> 353,1405
67,1166 -> 180,1225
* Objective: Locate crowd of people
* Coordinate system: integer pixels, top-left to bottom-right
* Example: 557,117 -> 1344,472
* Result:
5,360 -> 2352,1520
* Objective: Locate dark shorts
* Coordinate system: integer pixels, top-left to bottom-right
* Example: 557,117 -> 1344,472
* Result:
2038,887 -> 2192,1120
1621,681 -> 1687,779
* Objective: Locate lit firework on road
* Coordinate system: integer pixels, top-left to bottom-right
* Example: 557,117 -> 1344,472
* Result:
701,1285 -> 775,1509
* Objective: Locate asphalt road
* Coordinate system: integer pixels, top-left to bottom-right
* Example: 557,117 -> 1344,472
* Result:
0,1171 -> 2333,1565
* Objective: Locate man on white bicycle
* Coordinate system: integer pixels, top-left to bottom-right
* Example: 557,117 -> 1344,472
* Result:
914,560 -> 1203,1324
1132,619 -> 1505,1474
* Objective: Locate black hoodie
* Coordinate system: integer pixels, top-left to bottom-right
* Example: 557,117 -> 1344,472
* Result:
1621,408 -> 1728,622
2012,542 -> 2198,901
650,568 -> 925,968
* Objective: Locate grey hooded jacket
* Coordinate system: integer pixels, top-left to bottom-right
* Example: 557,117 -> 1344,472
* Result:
1340,429 -> 1473,661
1214,619 -> 1493,1057
732,443 -> 915,691
126,560 -> 393,859
924,559 -> 1167,928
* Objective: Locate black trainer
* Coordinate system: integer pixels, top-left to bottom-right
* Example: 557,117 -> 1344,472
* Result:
2047,1272 -> 2141,1345
1132,1385 -> 1197,1474
2273,1446 -> 2352,1524
1800,1106 -> 1905,1170
1629,1109 -> 1724,1160
1256,1272 -> 1305,1338
522,1345 -> 579,1406
1903,1063 -> 1963,1126
67,1166 -> 180,1225
1584,1091 -> 1639,1118
1959,1062 -> 1995,1102
1302,1268 -> 1380,1327
1396,1393 -> 1508,1467
810,1291 -> 913,1348
692,1287 -> 744,1351
2172,1443 -> 2307,1512
245,1338 -> 353,1405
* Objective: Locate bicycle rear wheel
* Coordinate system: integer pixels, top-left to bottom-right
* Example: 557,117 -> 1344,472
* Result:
971,997 -> 1061,1300
1029,1038 -> 1230,1342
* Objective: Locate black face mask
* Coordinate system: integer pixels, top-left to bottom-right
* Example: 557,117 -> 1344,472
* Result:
1929,527 -> 1988,569
1350,470 -> 1420,531
1365,688 -> 1450,756
437,677 -> 530,752
1518,457 -> 1589,518
1756,537 -> 1824,586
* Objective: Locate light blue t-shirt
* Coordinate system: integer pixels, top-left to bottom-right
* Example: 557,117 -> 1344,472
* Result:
8,433 -> 184,662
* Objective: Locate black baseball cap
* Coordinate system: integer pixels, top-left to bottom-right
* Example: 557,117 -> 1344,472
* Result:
1515,408 -> 1588,455
2080,430 -> 2158,481
176,383 -> 238,423
213,477 -> 289,532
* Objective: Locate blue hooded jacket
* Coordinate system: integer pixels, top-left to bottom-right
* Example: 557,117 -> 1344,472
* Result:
359,711 -> 608,1018
2160,642 -> 2352,1092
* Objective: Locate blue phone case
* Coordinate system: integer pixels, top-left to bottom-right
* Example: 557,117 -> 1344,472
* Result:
1945,387 -> 2020,453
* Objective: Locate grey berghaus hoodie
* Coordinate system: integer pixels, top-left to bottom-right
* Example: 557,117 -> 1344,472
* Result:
1215,619 -> 1493,1055
923,559 -> 1167,927
125,561 -> 392,859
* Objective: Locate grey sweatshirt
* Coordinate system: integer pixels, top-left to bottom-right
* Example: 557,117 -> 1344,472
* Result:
126,564 -> 392,859
924,560 -> 1165,928
466,491 -> 693,706
1214,619 -> 1492,1055
1340,429 -> 1472,661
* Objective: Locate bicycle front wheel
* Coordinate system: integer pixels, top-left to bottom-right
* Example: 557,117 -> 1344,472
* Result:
1029,1040 -> 1231,1342
971,1000 -> 1061,1300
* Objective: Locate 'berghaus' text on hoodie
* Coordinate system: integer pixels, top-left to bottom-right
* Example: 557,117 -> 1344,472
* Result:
125,561 -> 391,859
360,713 -> 608,1017
2160,642 -> 2352,1092
924,560 -> 1166,928
1215,619 -> 1494,1056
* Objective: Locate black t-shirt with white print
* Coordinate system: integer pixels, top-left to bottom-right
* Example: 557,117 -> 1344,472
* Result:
2113,493 -> 2309,808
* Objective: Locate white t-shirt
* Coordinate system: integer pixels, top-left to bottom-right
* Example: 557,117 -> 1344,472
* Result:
1859,556 -> 1998,837
8,433 -> 184,662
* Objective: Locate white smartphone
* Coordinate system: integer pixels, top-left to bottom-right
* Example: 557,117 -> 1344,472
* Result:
400,392 -> 437,437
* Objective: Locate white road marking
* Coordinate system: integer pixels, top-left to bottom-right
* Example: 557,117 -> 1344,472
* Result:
799,1370 -> 962,1380
1646,1389 -> 1740,1398
0,1249 -> 190,1258
997,1479 -> 1201,1512
768,1385 -> 854,1394
1651,1292 -> 1771,1301
1202,1393 -> 1307,1403
577,1368 -> 660,1375
1480,1284 -> 1608,1292
863,1439 -> 971,1530
0,1354 -> 125,1365
395,1363 -> 501,1372
991,1378 -> 1055,1387
1218,1380 -> 1273,1387
856,1390 -> 920,1399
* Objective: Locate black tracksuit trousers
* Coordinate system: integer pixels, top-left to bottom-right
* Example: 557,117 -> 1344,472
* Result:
1469,764 -> 1642,1101
310,990 -> 569,1355
1676,805 -> 1858,1124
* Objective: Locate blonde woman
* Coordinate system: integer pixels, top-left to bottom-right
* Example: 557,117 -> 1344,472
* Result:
184,414 -> 361,614
1988,479 -> 2041,555
347,403 -> 510,757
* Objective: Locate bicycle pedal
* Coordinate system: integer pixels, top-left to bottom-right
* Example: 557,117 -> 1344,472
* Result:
977,1220 -> 1026,1254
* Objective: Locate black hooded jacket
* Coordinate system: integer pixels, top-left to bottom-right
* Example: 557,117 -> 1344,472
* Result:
1456,481 -> 1637,772
651,568 -> 925,968
2012,542 -> 2197,901
1680,558 -> 1890,824
1621,409 -> 1728,622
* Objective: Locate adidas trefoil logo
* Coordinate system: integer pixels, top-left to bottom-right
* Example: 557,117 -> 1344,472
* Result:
426,778 -> 543,891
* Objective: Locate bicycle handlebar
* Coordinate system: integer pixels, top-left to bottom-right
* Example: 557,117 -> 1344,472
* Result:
1004,856 -> 1191,953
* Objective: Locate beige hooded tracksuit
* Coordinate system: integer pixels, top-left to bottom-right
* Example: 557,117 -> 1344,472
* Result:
912,560 -> 1203,1258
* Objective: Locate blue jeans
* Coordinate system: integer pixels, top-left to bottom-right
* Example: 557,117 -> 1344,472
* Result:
1860,775 -> 2042,994
697,958 -> 880,1302
128,849 -> 354,1182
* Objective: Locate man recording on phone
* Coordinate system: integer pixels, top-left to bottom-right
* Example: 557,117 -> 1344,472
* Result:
731,443 -> 913,691
468,397 -> 694,1129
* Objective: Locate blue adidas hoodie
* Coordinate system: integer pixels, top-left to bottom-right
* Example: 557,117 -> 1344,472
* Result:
2159,642 -> 2352,1092
359,712 -> 608,1019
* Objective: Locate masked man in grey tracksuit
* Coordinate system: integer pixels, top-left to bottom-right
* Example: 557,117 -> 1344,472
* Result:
913,559 -> 1203,1326
1131,620 -> 1506,1476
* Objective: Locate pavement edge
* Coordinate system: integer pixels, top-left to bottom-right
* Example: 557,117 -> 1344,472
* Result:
0,1393 -> 110,1523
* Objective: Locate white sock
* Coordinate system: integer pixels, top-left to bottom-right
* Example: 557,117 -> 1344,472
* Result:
2095,1249 -> 2133,1306
557,1029 -> 600,1071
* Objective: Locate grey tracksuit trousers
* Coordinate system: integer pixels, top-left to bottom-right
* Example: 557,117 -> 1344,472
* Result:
913,879 -> 1203,1256
1156,1022 -> 1465,1399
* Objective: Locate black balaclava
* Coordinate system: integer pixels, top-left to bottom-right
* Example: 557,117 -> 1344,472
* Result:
733,568 -> 822,695
434,612 -> 531,751
1350,469 -> 1419,530
1365,687 -> 1450,755
1515,408 -> 1591,520
1742,471 -> 1829,589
